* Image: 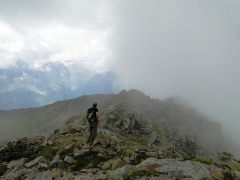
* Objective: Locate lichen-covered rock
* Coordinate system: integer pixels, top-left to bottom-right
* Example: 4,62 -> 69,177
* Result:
136,158 -> 210,179
107,165 -> 133,180
161,160 -> 209,179
209,165 -> 224,180
101,161 -> 111,170
0,137 -> 44,163
213,152 -> 240,171
75,125 -> 82,132
51,168 -> 63,179
111,158 -> 125,170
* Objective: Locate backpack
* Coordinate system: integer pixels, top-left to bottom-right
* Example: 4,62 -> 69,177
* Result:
86,109 -> 95,120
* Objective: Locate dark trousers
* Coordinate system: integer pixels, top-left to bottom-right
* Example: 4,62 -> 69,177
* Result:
87,120 -> 98,142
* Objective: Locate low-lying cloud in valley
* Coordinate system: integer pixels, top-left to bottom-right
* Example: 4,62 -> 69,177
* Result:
0,1 -> 240,144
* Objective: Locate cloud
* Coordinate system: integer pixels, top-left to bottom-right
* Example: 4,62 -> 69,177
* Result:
1,0 -> 240,144
0,0 -> 113,71
108,1 -> 240,143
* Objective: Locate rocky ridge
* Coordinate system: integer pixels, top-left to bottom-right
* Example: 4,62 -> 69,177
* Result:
0,124 -> 240,179
1,89 -> 240,179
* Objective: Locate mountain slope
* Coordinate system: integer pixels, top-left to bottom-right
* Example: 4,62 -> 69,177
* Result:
0,89 -> 239,158
0,93 -> 114,144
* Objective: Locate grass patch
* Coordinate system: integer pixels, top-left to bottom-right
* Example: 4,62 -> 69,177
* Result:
125,149 -> 134,157
59,149 -> 71,157
38,146 -> 58,160
65,115 -> 81,125
116,147 -> 134,157
132,137 -> 148,146
153,126 -> 163,137
123,168 -> 139,180
73,151 -> 109,171
59,134 -> 87,147
193,157 -> 212,165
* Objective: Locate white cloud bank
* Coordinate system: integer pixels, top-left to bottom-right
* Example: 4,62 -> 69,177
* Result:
0,0 -> 114,72
108,1 -> 240,144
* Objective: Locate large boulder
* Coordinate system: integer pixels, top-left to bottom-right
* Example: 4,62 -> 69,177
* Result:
107,165 -> 133,180
136,158 -> 211,179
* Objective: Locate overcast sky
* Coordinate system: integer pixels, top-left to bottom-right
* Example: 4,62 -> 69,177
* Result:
1,1 -> 240,144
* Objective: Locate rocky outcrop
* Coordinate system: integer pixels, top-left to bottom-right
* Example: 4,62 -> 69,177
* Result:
0,136 -> 44,163
1,89 -> 240,179
1,126 -> 240,180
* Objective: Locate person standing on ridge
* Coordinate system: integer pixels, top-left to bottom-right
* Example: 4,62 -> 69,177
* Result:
86,102 -> 99,144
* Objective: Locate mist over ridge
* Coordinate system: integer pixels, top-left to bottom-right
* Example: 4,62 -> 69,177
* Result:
108,1 -> 240,146
0,1 -> 240,151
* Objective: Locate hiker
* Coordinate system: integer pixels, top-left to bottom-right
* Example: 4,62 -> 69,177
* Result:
86,102 -> 99,144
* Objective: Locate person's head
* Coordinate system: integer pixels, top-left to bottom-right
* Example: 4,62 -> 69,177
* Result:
93,102 -> 97,107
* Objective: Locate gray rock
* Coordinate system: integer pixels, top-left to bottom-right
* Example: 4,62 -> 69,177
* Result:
136,158 -> 162,167
234,171 -> 240,179
51,168 -> 63,179
0,146 -> 6,151
95,173 -> 108,180
129,155 -> 135,161
65,143 -> 75,150
42,138 -> 48,146
136,176 -> 170,180
53,155 -> 60,160
101,161 -> 111,170
19,169 -> 37,180
75,177 -> 95,180
146,152 -> 158,158
148,132 -> 158,147
25,156 -> 46,168
144,158 -> 211,179
123,157 -> 131,165
112,158 -> 125,170
7,158 -> 28,169
74,149 -> 89,156
107,165 -> 133,180
40,163 -> 48,169
33,171 -> 52,180
48,140 -> 54,146
136,158 -> 211,179
49,159 -> 66,169
64,155 -> 73,164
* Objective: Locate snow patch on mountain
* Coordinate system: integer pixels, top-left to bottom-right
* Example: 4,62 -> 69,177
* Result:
0,60 -> 118,110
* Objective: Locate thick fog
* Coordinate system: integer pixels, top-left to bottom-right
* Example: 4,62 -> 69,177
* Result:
0,1 -> 240,144
108,1 -> 240,144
